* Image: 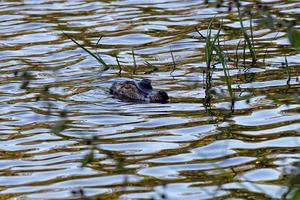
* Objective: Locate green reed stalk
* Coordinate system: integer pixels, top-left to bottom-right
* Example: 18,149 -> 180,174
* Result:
144,61 -> 158,74
216,39 -> 234,101
115,56 -> 122,76
285,56 -> 291,86
235,40 -> 241,69
204,19 -> 222,88
195,21 -> 215,113
243,40 -> 246,68
249,14 -> 255,50
132,48 -> 137,74
199,19 -> 234,106
63,32 -> 109,70
237,7 -> 257,66
196,19 -> 236,112
170,47 -> 176,75
205,19 -> 214,73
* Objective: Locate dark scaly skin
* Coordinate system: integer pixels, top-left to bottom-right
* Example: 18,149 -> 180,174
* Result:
110,80 -> 146,101
110,79 -> 169,103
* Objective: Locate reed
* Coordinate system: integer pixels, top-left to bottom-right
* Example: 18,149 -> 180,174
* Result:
197,19 -> 234,108
170,47 -> 176,76
144,61 -> 158,74
235,40 -> 241,69
215,39 -> 234,101
115,56 -> 122,76
132,48 -> 137,74
237,7 -> 257,66
285,56 -> 291,86
63,32 -> 109,70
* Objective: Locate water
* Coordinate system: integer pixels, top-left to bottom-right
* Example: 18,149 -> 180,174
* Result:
0,0 -> 300,199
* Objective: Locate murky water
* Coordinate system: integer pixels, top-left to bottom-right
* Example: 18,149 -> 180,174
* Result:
0,0 -> 300,199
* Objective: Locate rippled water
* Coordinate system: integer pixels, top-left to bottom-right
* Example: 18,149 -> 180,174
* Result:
1,0 -> 300,199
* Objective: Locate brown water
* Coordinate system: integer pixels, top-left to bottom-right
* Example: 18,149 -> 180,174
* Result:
0,0 -> 300,199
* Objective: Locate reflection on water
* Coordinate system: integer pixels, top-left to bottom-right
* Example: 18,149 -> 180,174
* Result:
0,0 -> 300,199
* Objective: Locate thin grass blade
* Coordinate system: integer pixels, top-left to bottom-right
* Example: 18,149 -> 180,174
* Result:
63,32 -> 109,70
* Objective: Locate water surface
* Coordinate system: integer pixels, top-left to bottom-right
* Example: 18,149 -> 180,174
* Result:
0,0 -> 300,199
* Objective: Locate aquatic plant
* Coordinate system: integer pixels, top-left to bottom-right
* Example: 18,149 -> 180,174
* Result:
285,56 -> 291,87
132,48 -> 137,74
51,109 -> 68,134
282,161 -> 300,200
215,38 -> 234,105
144,61 -> 158,74
13,60 -> 70,136
197,20 -> 217,112
196,19 -> 235,112
256,4 -> 300,49
170,47 -> 176,76
234,40 -> 241,69
115,55 -> 123,76
237,6 -> 257,67
16,71 -> 33,90
63,32 -> 109,70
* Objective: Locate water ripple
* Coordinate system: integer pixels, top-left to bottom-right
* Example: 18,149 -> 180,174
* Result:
0,0 -> 300,199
